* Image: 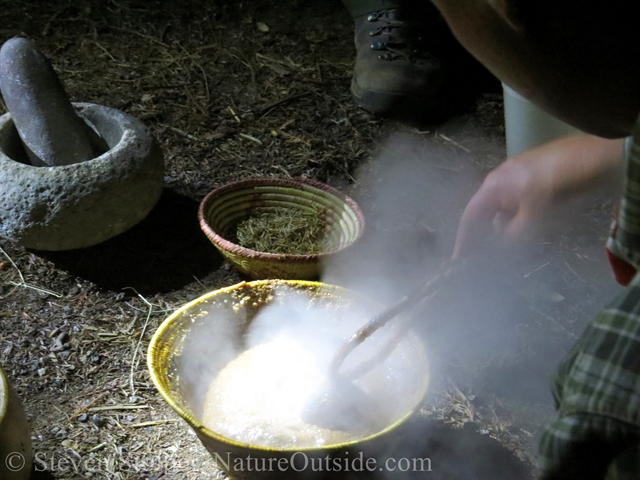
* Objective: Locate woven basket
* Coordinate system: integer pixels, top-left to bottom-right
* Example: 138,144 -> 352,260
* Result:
198,177 -> 365,279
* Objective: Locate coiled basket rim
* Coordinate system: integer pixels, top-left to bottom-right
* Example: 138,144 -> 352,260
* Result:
197,176 -> 365,261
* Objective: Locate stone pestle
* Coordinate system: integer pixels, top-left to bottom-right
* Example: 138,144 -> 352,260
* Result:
0,37 -> 108,166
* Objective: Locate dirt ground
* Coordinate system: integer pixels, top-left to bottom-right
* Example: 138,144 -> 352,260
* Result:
0,1 -> 625,479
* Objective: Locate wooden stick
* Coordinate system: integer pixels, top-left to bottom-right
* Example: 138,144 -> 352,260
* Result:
330,260 -> 459,379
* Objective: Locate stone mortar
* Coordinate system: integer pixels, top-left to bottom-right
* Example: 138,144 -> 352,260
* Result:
0,102 -> 164,250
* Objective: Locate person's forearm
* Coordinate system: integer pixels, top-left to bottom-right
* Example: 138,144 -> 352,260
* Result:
520,134 -> 625,202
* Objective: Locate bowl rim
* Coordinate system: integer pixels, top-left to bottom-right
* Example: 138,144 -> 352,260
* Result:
197,177 -> 365,260
0,368 -> 8,423
147,279 -> 430,453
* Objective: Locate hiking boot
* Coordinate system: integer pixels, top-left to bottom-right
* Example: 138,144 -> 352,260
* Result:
351,8 -> 444,118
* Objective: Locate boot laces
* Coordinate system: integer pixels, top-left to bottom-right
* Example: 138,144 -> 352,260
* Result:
366,8 -> 427,62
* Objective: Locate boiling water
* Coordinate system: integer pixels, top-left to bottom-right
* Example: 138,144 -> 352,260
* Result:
201,337 -> 428,448
195,287 -> 429,448
201,337 -> 373,447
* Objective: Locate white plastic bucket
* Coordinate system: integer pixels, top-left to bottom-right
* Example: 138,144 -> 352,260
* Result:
503,83 -> 581,157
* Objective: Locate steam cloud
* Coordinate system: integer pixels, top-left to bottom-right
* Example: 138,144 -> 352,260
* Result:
318,130 -> 622,477
178,129 -> 621,478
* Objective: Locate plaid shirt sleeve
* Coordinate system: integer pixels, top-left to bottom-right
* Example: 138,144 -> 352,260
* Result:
539,274 -> 640,480
540,114 -> 640,479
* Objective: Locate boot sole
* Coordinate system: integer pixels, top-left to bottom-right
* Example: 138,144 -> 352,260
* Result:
351,76 -> 439,119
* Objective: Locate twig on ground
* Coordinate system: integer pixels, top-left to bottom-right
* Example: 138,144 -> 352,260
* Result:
0,246 -> 63,298
176,42 -> 210,108
529,306 -> 578,339
124,290 -> 155,396
239,133 -> 263,145
160,124 -> 198,141
523,262 -> 550,278
227,106 -> 241,123
127,419 -> 179,428
108,26 -> 168,47
259,91 -> 312,116
439,133 -> 471,153
563,260 -> 586,282
88,405 -> 151,412
93,41 -> 117,62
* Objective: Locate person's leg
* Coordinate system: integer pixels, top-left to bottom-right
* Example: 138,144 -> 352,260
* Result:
341,0 -> 445,119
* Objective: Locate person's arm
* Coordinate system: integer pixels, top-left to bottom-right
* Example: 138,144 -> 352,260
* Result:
540,413 -> 638,480
539,273 -> 640,479
453,134 -> 625,258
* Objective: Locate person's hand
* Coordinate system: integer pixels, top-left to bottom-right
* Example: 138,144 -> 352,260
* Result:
453,135 -> 624,258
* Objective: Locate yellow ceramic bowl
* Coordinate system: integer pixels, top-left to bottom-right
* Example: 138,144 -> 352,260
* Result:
1,368 -> 32,480
198,178 -> 365,280
148,280 -> 430,480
